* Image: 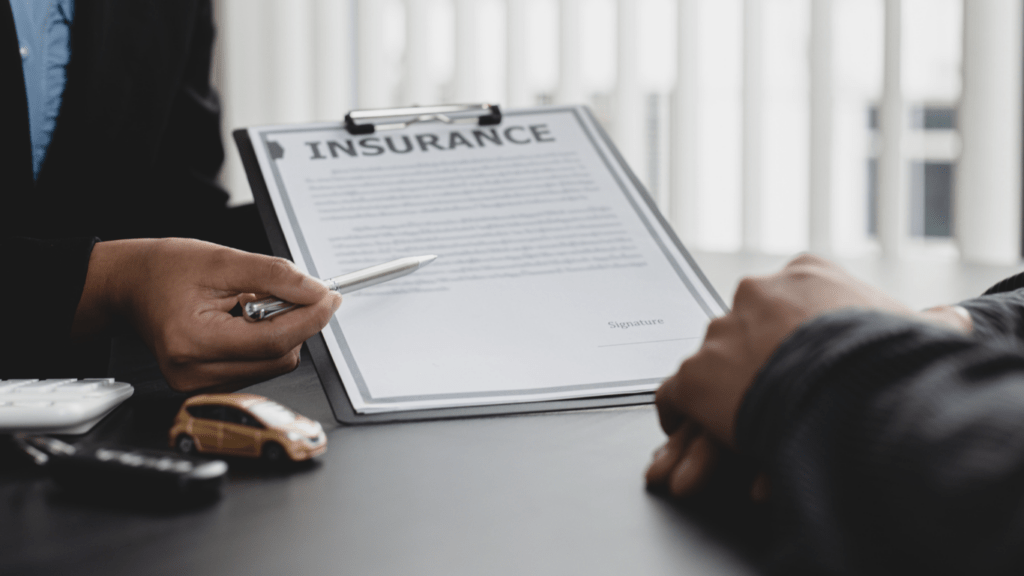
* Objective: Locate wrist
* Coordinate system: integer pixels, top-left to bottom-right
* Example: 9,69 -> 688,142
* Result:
918,305 -> 973,334
735,310 -> 909,462
71,239 -> 156,337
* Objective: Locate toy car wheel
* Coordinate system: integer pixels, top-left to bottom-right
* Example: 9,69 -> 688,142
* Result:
176,434 -> 196,454
262,441 -> 287,463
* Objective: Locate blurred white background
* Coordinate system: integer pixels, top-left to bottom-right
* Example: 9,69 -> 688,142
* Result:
212,0 -> 1022,264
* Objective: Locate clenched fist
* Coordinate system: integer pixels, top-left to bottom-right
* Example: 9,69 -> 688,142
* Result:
646,254 -> 971,498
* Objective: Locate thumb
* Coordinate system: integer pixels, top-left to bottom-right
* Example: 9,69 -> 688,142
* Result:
919,305 -> 973,334
213,250 -> 329,306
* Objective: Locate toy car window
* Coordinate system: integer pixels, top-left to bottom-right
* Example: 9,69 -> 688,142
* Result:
220,407 -> 243,424
187,405 -> 216,420
240,412 -> 264,428
205,405 -> 227,422
249,401 -> 297,427
222,407 -> 264,428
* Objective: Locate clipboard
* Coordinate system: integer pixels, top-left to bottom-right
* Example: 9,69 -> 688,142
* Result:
233,104 -> 726,425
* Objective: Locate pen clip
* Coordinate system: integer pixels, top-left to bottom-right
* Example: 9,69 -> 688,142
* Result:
242,297 -> 297,322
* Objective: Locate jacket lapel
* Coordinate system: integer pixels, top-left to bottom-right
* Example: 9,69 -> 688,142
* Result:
0,0 -> 34,218
32,0 -> 199,237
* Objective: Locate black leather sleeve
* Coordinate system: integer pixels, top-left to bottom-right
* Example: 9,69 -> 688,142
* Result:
0,236 -> 102,376
735,309 -> 1024,575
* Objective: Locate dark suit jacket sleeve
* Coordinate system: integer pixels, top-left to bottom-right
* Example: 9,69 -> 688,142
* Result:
956,272 -> 1024,344
735,305 -> 1024,575
0,236 -> 98,376
149,0 -> 230,224
18,0 -> 231,242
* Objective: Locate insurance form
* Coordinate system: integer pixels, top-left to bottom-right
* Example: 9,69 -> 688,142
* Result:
245,106 -> 725,414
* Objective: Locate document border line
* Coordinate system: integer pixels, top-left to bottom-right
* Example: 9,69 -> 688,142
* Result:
568,108 -> 715,318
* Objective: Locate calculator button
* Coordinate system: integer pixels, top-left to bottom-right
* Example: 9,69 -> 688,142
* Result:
0,380 -> 37,391
15,379 -> 77,393
84,383 -> 132,397
0,378 -> 133,434
56,381 -> 101,392
12,401 -> 55,408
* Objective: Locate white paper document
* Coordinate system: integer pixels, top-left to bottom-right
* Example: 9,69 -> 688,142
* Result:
247,106 -> 725,413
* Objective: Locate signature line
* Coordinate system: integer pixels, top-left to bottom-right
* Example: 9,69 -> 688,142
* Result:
598,337 -> 701,348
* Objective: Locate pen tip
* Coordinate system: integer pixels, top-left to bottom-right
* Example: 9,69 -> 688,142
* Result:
420,255 -> 438,266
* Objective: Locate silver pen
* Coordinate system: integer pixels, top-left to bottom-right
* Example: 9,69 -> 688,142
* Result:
243,255 -> 438,321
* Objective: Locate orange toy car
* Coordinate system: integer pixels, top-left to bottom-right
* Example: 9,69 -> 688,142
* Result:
169,394 -> 326,463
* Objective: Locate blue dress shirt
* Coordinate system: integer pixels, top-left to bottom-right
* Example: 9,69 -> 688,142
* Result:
9,0 -> 74,179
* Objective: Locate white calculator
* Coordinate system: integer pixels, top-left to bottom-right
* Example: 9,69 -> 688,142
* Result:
0,379 -> 134,434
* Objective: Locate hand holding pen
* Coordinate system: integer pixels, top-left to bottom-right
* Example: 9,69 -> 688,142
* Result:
242,255 -> 438,321
73,239 -> 343,393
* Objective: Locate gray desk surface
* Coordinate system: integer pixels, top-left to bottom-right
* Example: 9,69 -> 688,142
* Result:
2,251 -> 1019,576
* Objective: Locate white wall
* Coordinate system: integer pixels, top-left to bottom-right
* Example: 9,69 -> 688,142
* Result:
210,0 -> 1022,263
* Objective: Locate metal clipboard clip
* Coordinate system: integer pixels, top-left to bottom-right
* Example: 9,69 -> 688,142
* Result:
344,103 -> 502,135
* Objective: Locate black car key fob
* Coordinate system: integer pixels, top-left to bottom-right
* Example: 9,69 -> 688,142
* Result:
17,435 -> 228,504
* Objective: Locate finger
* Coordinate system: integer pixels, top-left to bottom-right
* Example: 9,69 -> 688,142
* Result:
656,314 -> 740,436
654,377 -> 687,435
785,252 -> 832,270
198,292 -> 341,361
236,292 -> 259,307
749,472 -> 771,502
656,352 -> 710,435
668,432 -> 718,497
163,345 -> 304,393
646,423 -> 695,487
920,305 -> 973,333
210,249 -> 330,306
208,293 -> 258,315
702,315 -> 734,344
